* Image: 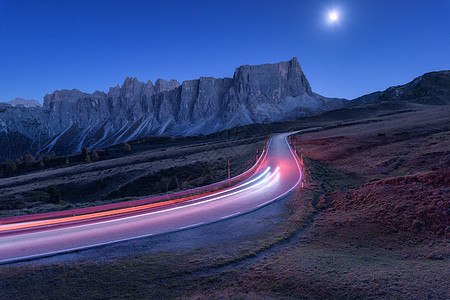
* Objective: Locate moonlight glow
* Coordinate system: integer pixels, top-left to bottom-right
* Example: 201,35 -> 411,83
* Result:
329,11 -> 338,22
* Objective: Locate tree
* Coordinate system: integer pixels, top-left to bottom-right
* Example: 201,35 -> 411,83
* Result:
4,160 -> 17,175
37,153 -> 44,161
122,143 -> 132,154
82,147 -> 89,156
44,154 -> 52,163
91,150 -> 99,161
46,186 -> 62,203
23,153 -> 36,166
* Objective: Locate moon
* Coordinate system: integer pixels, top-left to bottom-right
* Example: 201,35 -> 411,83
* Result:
329,11 -> 338,22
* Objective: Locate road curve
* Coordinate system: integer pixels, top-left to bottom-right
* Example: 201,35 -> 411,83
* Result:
0,132 -> 302,264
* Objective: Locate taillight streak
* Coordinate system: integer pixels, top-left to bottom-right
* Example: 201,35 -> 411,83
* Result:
0,167 -> 278,233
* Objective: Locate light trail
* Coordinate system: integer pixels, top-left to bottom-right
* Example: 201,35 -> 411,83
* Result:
0,132 -> 303,264
0,167 -> 271,232
0,143 -> 269,226
0,167 -> 277,233
181,166 -> 272,204
39,167 -> 279,234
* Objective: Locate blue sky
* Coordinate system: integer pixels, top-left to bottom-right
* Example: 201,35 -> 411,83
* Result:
0,0 -> 449,102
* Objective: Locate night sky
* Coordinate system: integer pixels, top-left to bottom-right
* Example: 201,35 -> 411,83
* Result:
0,0 -> 449,102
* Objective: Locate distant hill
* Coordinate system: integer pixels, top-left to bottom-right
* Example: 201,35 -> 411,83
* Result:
351,70 -> 450,105
1,98 -> 42,108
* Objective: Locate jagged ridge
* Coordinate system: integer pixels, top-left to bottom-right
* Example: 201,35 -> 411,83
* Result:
0,58 -> 345,159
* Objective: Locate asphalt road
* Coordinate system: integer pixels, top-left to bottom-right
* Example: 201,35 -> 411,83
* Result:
0,132 -> 302,264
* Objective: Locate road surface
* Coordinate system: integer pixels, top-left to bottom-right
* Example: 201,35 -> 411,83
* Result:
0,132 -> 302,264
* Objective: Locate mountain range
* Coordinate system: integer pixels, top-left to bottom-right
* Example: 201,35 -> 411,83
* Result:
0,58 -> 448,162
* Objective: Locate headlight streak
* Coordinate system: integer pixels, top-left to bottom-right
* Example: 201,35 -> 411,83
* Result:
180,166 -> 271,204
0,167 -> 270,231
255,136 -> 303,209
0,167 -> 282,264
39,166 -> 280,234
0,167 -> 278,234
0,141 -> 270,227
282,135 -> 303,194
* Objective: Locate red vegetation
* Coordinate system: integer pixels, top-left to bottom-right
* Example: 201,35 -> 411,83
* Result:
322,168 -> 449,237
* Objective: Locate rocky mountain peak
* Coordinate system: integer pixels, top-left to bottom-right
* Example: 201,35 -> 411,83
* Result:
107,85 -> 121,98
288,57 -> 300,69
143,80 -> 155,97
232,57 -> 312,102
121,76 -> 145,98
43,89 -> 85,109
154,79 -> 180,93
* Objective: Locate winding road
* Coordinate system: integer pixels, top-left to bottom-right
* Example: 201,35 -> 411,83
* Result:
0,132 -> 302,264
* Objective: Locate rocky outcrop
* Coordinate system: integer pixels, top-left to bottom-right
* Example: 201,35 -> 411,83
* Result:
377,71 -> 450,104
